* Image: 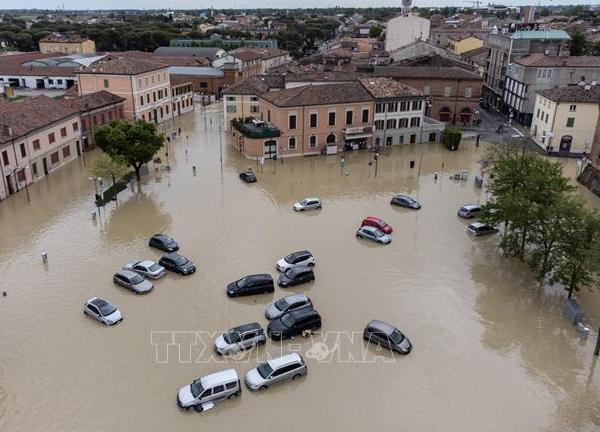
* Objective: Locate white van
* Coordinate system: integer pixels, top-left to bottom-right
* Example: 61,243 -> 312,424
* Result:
177,369 -> 241,412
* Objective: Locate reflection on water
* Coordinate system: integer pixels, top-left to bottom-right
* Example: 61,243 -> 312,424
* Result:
0,106 -> 598,432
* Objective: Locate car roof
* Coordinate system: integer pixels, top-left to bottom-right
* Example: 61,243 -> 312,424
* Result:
163,252 -> 183,259
88,297 -> 110,307
364,216 -> 384,223
117,269 -> 138,278
469,222 -> 487,228
200,368 -> 239,387
302,197 -> 319,201
367,320 -> 397,335
394,194 -> 411,199
138,260 -> 155,267
153,234 -> 171,240
462,204 -> 480,210
288,265 -> 311,275
281,293 -> 309,304
289,250 -> 311,258
361,226 -> 378,232
267,353 -> 303,369
289,307 -> 318,320
232,322 -> 263,333
244,273 -> 272,281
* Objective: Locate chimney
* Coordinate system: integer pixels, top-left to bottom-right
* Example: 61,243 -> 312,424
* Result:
3,125 -> 13,136
585,85 -> 591,90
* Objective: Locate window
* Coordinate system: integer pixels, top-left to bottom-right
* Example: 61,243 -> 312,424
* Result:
410,134 -> 416,143
545,113 -> 549,123
140,96 -> 144,105
108,112 -> 113,121
537,68 -> 552,79
375,103 -> 385,113
289,137 -> 296,150
250,106 -> 259,113
412,101 -> 422,111
2,150 -> 8,166
410,117 -> 420,127
153,92 -> 156,102
226,105 -> 236,113
374,120 -> 384,130
536,108 -> 540,119
387,102 -> 398,112
146,94 -> 150,104
398,118 -> 408,128
103,79 -> 109,88
48,79 -> 54,84
250,96 -> 259,102
226,382 -> 237,390
310,113 -> 317,128
213,385 -> 225,394
444,86 -> 451,97
289,114 -> 297,130
399,101 -> 408,111
20,143 -> 26,158
345,110 -> 353,125
50,152 -> 59,164
32,162 -> 37,176
386,136 -> 393,145
59,127 -> 67,138
464,87 -> 472,98
566,117 -> 575,127
309,135 -> 317,148
33,139 -> 40,150
48,133 -> 55,143
200,82 -> 208,88
158,90 -> 163,99
62,146 -> 71,158
386,119 -> 397,129
423,85 -> 431,95
362,109 -> 369,123
399,135 -> 404,144
101,114 -> 106,124
17,169 -> 25,182
569,104 -> 577,112
329,112 -> 336,126
57,79 -> 62,85
429,132 -> 436,142
73,122 -> 79,132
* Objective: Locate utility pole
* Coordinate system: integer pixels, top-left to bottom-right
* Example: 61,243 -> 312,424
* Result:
594,328 -> 600,357
219,123 -> 223,174
374,153 -> 379,177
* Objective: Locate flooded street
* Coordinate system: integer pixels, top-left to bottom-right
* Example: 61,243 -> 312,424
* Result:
1,105 -> 599,432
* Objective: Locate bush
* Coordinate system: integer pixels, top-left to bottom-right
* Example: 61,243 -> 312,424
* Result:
442,127 -> 462,151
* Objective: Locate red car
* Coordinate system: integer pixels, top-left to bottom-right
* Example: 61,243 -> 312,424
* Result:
361,217 -> 393,234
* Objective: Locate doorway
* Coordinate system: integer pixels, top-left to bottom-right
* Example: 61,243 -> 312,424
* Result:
42,158 -> 49,176
264,140 -> 277,159
559,135 -> 572,152
5,174 -> 14,195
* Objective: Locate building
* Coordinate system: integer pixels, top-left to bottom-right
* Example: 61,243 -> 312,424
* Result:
77,57 -> 173,124
169,76 -> 195,118
429,28 -> 491,50
385,15 -> 431,52
375,66 -> 483,125
461,47 -> 489,77
39,33 -> 96,55
168,66 -> 236,100
503,54 -> 600,125
388,40 -> 475,70
447,35 -> 484,55
360,77 -> 444,146
233,82 -> 375,159
530,85 -> 600,155
217,47 -> 291,79
0,95 -> 82,200
521,6 -> 537,24
153,47 -> 228,63
170,38 -> 279,49
483,30 -> 571,110
0,65 -> 77,90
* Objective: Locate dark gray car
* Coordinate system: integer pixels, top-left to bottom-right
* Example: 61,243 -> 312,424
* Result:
265,294 -> 313,320
363,320 -> 412,354
390,195 -> 421,209
113,270 -> 154,294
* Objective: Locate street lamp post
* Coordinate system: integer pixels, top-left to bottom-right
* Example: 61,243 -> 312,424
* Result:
374,153 -> 379,177
89,176 -> 102,206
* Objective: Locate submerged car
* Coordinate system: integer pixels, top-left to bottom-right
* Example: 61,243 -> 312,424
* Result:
363,320 -> 412,354
277,266 -> 315,288
390,195 -> 421,209
467,222 -> 499,237
149,234 -> 179,252
245,353 -> 307,391
293,198 -> 322,212
458,204 -> 482,219
214,322 -> 266,355
239,171 -> 257,183
267,308 -> 321,339
123,260 -> 166,279
113,269 -> 154,294
227,274 -> 274,297
159,253 -> 196,275
177,369 -> 241,413
265,294 -> 313,320
83,297 -> 123,326
361,216 -> 393,234
276,250 -> 315,272
356,226 -> 392,244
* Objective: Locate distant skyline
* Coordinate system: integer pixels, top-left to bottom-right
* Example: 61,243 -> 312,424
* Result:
5,0 -> 600,10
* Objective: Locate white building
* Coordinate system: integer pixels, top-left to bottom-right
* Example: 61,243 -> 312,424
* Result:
385,14 -> 431,53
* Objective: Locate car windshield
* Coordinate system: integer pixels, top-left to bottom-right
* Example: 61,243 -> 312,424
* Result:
406,197 -> 415,204
257,362 -> 274,379
274,298 -> 289,311
190,380 -> 204,398
131,274 -> 144,284
175,256 -> 188,266
284,253 -> 296,264
300,199 -> 307,205
149,263 -> 161,272
284,268 -> 297,278
389,329 -> 404,344
237,277 -> 248,288
98,303 -> 116,316
280,313 -> 296,327
223,331 -> 241,344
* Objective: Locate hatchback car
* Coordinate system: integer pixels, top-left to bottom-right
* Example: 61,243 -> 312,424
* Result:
214,322 -> 266,355
276,250 -> 316,272
277,266 -> 315,288
113,269 -> 154,294
390,195 -> 421,209
149,234 -> 179,252
361,216 -> 393,234
239,171 -> 257,183
177,369 -> 241,413
356,226 -> 392,244
467,222 -> 499,236
123,260 -> 166,279
83,297 -> 123,326
267,308 -> 321,339
265,294 -> 313,320
245,353 -> 307,391
293,198 -> 322,212
227,274 -> 275,297
159,253 -> 196,275
363,320 -> 412,354
458,204 -> 482,219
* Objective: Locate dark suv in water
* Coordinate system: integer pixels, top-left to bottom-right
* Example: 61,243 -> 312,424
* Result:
267,308 -> 321,339
149,234 -> 179,252
277,266 -> 315,288
227,274 -> 275,297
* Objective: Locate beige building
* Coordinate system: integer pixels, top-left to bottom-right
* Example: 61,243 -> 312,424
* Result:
447,35 -> 484,55
77,57 -> 173,124
385,14 -> 431,52
530,85 -> 600,155
39,33 -> 96,55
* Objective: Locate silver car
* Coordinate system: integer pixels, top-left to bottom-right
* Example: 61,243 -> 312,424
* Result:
245,353 -> 307,391
214,323 -> 266,355
356,226 -> 392,244
457,204 -> 482,219
83,297 -> 123,326
123,260 -> 166,279
293,197 -> 322,211
265,294 -> 313,320
177,369 -> 241,413
113,269 -> 154,294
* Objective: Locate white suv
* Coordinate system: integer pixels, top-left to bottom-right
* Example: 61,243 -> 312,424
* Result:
276,250 -> 316,272
293,197 -> 322,211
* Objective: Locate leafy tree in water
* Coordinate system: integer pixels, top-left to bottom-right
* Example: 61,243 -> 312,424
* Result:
94,120 -> 163,181
91,153 -> 129,187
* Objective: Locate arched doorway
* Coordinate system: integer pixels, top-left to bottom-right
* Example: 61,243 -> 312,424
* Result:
559,135 -> 572,152
326,133 -> 336,144
458,108 -> 473,125
439,107 -> 452,123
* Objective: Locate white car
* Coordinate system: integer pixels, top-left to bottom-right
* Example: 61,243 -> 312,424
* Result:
356,226 -> 392,244
293,198 -> 322,212
276,250 -> 316,272
177,369 -> 241,412
245,353 -> 307,391
123,260 -> 166,279
83,297 -> 123,326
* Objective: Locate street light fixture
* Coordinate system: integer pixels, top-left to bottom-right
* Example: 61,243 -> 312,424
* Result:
89,176 -> 103,205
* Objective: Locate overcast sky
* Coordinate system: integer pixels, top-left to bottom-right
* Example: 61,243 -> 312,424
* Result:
10,1 -> 600,10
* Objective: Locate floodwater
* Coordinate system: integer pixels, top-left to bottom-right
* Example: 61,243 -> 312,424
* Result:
1,105 -> 599,432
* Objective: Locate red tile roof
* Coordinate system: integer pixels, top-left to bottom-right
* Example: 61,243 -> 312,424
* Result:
360,77 -> 423,99
60,90 -> 125,112
78,56 -> 167,75
261,82 -> 372,107
515,53 -> 600,67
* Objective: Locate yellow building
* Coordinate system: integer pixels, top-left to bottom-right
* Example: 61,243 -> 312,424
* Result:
530,85 -> 600,155
447,35 -> 484,55
39,33 -> 96,55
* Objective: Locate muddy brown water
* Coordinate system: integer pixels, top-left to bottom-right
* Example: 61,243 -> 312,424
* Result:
1,106 -> 599,432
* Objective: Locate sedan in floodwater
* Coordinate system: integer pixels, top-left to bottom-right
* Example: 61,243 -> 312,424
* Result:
361,216 -> 393,234
457,204 -> 482,219
113,270 -> 154,294
293,198 -> 322,212
159,253 -> 196,275
356,226 -> 392,244
149,234 -> 179,252
363,320 -> 412,354
265,294 -> 313,320
227,274 -> 275,297
245,353 -> 307,391
123,260 -> 166,279
390,195 -> 421,210
239,171 -> 257,183
83,297 -> 123,326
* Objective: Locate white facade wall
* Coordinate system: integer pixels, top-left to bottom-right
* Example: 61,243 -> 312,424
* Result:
385,15 -> 431,52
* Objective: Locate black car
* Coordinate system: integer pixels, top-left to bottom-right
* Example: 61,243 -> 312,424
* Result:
227,274 -> 274,297
390,195 -> 421,210
159,253 -> 196,275
363,320 -> 412,354
277,266 -> 315,288
239,171 -> 257,183
267,308 -> 321,339
149,234 -> 179,252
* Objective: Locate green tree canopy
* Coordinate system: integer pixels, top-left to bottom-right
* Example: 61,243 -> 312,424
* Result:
91,153 -> 129,186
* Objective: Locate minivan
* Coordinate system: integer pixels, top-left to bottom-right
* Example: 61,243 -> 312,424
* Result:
458,204 -> 482,219
177,368 -> 241,413
245,353 -> 307,391
467,222 -> 498,236
227,274 -> 275,297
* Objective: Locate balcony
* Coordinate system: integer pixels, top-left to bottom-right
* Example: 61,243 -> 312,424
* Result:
232,119 -> 281,139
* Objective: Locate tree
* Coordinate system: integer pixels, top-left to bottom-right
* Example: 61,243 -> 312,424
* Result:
94,120 -> 163,181
369,26 -> 383,39
569,31 -> 587,56
442,127 -> 462,151
91,153 -> 129,187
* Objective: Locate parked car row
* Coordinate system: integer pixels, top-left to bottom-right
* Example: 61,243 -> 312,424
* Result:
457,204 -> 499,237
